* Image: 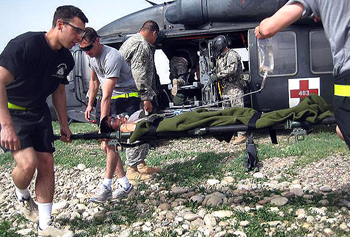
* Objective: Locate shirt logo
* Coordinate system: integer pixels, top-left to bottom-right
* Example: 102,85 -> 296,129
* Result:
54,63 -> 68,78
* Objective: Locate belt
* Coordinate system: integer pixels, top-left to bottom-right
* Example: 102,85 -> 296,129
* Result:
334,84 -> 350,97
7,102 -> 33,111
111,92 -> 139,99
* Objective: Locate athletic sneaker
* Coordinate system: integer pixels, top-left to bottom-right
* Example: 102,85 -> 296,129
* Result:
38,218 -> 73,237
89,185 -> 112,203
15,193 -> 38,222
111,184 -> 133,201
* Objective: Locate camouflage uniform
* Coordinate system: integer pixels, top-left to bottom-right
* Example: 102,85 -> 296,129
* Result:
216,49 -> 245,108
216,48 -> 246,136
170,56 -> 189,105
119,33 -> 157,102
170,56 -> 188,83
119,33 -> 156,167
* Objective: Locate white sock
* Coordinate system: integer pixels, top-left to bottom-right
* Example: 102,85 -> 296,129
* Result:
15,187 -> 30,200
102,178 -> 112,190
38,202 -> 52,230
117,176 -> 130,190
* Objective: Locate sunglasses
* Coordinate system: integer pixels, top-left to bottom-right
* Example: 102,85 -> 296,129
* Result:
80,37 -> 97,52
63,21 -> 85,37
109,115 -> 121,129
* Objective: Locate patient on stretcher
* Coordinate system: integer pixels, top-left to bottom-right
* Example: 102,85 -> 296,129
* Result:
99,94 -> 335,144
100,112 -> 140,133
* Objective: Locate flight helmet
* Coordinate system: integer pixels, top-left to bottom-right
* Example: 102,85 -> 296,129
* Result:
212,35 -> 228,57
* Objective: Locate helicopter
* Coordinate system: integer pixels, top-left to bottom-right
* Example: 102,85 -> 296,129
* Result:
58,0 -> 334,123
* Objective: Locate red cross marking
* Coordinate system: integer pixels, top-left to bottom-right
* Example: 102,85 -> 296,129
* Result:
290,80 -> 318,99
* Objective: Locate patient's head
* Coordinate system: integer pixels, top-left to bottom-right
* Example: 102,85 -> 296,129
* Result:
100,114 -> 128,133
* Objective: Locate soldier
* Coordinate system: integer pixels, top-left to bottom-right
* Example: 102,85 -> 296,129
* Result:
212,35 -> 247,145
169,49 -> 199,106
119,20 -> 161,181
170,55 -> 188,97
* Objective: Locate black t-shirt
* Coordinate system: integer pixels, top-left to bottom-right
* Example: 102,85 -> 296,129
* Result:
0,32 -> 73,109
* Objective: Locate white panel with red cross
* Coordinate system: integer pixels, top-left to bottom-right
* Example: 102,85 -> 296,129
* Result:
288,77 -> 320,108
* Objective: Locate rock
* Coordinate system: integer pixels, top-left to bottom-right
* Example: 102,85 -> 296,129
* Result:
190,194 -> 204,204
340,222 -> 349,231
76,164 -> 86,170
212,210 -> 233,219
203,192 -> 227,207
270,197 -> 288,206
222,176 -> 234,183
158,203 -> 170,211
190,218 -> 205,229
340,199 -> 350,209
289,188 -> 303,196
184,213 -> 200,221
16,228 -> 33,236
165,211 -> 176,221
233,231 -> 247,237
319,185 -> 332,192
207,179 -> 220,185
253,172 -> 264,179
171,187 -> 188,195
240,220 -> 250,227
52,201 -> 69,212
318,199 -> 329,205
204,214 -> 217,227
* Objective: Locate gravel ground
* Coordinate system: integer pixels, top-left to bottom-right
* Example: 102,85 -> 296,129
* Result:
0,131 -> 350,236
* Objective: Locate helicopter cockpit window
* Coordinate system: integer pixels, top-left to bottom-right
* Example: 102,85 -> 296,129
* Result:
259,31 -> 297,77
310,30 -> 333,74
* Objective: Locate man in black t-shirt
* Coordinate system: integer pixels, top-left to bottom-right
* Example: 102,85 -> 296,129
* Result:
0,5 -> 88,236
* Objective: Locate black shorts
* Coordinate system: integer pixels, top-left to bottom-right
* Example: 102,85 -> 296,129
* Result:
334,70 -> 350,149
95,97 -> 141,125
0,107 -> 55,153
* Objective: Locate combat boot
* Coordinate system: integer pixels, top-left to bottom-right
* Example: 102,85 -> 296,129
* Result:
231,134 -> 247,145
137,161 -> 162,174
171,78 -> 185,96
126,166 -> 153,181
171,79 -> 179,96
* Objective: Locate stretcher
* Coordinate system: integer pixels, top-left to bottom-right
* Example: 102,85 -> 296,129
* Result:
55,94 -> 336,171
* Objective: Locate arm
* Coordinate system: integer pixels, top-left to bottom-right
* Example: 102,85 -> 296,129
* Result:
217,51 -> 241,79
51,83 -> 71,142
100,77 -> 117,125
0,66 -> 20,151
85,69 -> 100,122
255,3 -> 304,39
129,45 -> 156,113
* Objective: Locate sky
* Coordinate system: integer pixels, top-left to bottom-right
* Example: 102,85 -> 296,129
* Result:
0,0 -> 158,52
0,0 -> 171,82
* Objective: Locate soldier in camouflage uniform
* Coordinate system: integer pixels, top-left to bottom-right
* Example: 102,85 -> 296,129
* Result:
170,49 -> 199,105
170,56 -> 188,105
213,35 -> 247,145
119,20 -> 161,181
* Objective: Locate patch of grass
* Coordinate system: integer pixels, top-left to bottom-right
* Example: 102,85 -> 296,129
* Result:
0,152 -> 13,167
156,151 -> 230,186
288,195 -> 308,206
0,221 -> 20,237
